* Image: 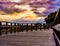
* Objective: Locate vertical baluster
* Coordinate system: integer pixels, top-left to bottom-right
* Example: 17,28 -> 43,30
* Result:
18,24 -> 20,32
15,23 -> 17,32
43,24 -> 44,29
34,24 -> 35,30
10,23 -> 12,33
31,24 -> 32,31
19,24 -> 20,32
14,23 -> 16,33
20,24 -> 21,32
15,23 -> 17,33
0,22 -> 2,35
26,24 -> 28,32
5,22 -> 8,34
42,24 -> 43,30
39,24 -> 41,30
17,24 -> 19,32
41,24 -> 43,30
35,24 -> 37,31
22,24 -> 23,32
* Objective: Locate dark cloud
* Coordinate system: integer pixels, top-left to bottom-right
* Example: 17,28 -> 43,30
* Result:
29,0 -> 60,16
0,0 -> 60,16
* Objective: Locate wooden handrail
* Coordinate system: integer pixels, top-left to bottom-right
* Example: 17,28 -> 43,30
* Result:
0,21 -> 49,35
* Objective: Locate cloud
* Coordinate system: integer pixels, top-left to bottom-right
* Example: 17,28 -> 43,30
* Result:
0,0 -> 60,22
0,0 -> 60,15
29,0 -> 60,15
0,10 -> 45,21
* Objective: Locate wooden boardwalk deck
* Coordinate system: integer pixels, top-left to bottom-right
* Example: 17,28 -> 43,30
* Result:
0,29 -> 56,46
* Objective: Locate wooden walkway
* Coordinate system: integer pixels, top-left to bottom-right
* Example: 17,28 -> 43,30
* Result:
0,29 -> 56,46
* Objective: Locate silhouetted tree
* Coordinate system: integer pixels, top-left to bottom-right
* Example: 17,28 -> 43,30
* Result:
45,11 -> 57,24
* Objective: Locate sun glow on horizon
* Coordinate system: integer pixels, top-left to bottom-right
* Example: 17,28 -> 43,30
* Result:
0,10 -> 45,21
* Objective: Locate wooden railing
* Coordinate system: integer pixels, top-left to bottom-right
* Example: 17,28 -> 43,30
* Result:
0,21 -> 49,35
53,27 -> 60,46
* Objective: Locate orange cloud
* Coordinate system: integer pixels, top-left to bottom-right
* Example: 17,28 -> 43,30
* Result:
0,10 -> 45,21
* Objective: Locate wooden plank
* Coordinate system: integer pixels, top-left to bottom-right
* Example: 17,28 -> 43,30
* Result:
0,29 -> 56,46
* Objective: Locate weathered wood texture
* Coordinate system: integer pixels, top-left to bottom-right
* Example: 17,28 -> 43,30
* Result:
0,29 -> 56,46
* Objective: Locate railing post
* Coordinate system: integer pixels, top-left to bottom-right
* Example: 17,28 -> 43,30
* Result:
39,24 -> 42,30
22,24 -> 23,32
41,24 -> 43,30
26,24 -> 28,32
43,24 -> 46,30
14,23 -> 16,33
36,24 -> 37,31
10,23 -> 13,34
0,22 -> 1,25
17,24 -> 20,32
5,22 -> 8,34
20,24 -> 21,32
0,22 -> 2,35
31,24 -> 32,31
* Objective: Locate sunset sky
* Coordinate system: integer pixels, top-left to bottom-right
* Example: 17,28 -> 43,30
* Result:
0,0 -> 60,23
